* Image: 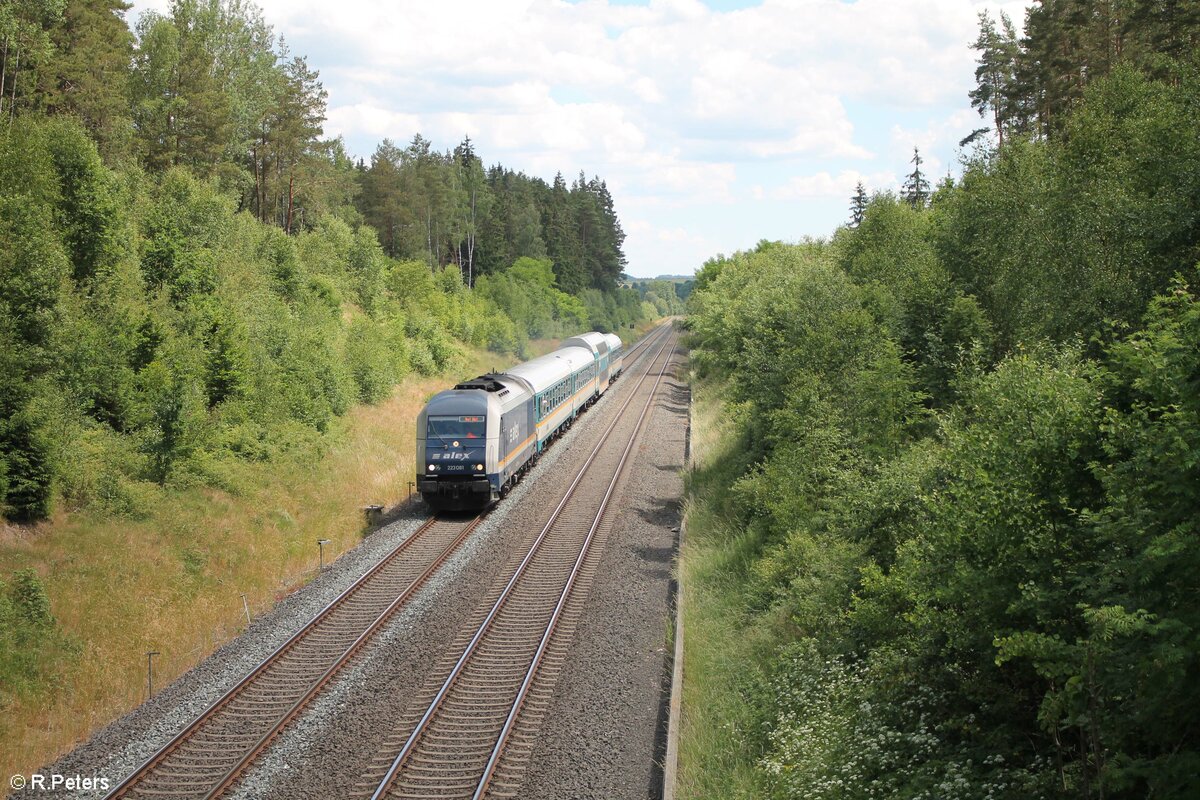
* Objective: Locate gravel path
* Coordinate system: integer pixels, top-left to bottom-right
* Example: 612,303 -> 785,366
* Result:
15,329 -> 683,800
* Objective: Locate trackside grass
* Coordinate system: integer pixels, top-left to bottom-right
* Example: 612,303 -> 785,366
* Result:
0,341 -> 558,782
676,370 -> 773,799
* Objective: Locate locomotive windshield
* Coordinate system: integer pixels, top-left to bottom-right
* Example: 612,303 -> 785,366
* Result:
427,415 -> 486,442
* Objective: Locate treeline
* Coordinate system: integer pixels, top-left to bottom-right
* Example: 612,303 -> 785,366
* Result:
686,56 -> 1198,800
0,0 -> 628,293
970,0 -> 1200,143
0,117 -> 642,524
361,137 -> 627,293
628,278 -> 688,318
0,0 -> 648,525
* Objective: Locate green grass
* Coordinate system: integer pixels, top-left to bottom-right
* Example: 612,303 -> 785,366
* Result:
676,370 -> 773,799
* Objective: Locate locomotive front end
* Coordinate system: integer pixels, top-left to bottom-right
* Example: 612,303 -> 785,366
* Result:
416,391 -> 499,511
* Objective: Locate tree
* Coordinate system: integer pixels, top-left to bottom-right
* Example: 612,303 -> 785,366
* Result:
403,133 -> 449,267
969,10 -> 1021,147
38,0 -> 133,159
1126,0 -> 1200,74
0,0 -> 66,121
360,138 -> 405,257
289,136 -> 359,226
848,181 -> 867,227
0,122 -> 71,520
590,176 -> 626,288
130,3 -> 233,172
452,135 -> 490,286
544,170 -> 583,292
209,0 -> 276,185
264,52 -> 325,232
901,146 -> 929,209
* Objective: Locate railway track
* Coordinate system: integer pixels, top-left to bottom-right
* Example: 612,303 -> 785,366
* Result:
102,323 -> 673,800
355,328 -> 679,800
103,515 -> 484,800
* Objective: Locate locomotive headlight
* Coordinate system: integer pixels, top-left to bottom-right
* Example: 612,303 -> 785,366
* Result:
476,464 -> 484,471
427,464 -> 437,471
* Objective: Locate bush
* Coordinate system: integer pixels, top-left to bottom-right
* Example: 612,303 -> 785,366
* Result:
0,413 -> 56,522
346,318 -> 395,403
0,570 -> 80,703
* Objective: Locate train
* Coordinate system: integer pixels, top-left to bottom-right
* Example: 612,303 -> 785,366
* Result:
416,331 -> 625,511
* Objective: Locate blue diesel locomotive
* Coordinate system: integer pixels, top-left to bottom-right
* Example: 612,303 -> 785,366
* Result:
416,332 -> 625,510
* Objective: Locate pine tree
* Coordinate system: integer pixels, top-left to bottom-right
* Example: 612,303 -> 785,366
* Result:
453,135 -> 490,286
1127,0 -> 1200,73
849,181 -> 868,227
969,10 -> 1022,147
39,0 -> 134,159
544,171 -> 584,292
590,177 -> 625,289
130,5 -> 233,172
902,147 -> 930,209
360,138 -> 405,257
270,54 -> 326,233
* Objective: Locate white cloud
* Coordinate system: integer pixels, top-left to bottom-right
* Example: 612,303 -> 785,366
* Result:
623,217 -> 718,279
889,108 -> 983,177
125,0 -> 1038,275
323,105 -> 421,142
770,169 -> 898,200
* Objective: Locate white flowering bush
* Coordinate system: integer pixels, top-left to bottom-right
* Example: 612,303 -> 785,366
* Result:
760,641 -> 1054,800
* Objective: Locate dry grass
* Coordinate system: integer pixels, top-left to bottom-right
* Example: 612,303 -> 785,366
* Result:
0,344 -> 523,779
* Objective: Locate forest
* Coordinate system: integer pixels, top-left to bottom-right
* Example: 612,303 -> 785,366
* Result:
683,4 -> 1199,799
0,0 -> 668,527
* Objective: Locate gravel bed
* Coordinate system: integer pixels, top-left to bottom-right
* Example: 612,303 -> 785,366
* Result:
516,345 -> 689,800
14,329 -> 672,800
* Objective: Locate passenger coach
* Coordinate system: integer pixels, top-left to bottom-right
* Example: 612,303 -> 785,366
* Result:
416,330 -> 630,511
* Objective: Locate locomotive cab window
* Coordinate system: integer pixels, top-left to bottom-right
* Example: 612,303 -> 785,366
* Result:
428,415 -> 486,441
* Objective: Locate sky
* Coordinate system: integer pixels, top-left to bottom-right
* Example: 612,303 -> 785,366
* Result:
126,0 -> 1032,278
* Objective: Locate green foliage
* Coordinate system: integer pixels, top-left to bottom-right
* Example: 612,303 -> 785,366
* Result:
140,168 -> 230,295
579,286 -> 645,333
629,278 -> 686,317
969,0 -> 1200,140
0,0 -> 67,119
0,113 -> 645,524
475,256 -> 588,339
201,302 -> 249,407
689,144 -> 1200,798
0,569 -> 79,705
345,317 -> 398,403
348,225 -> 387,313
935,68 -> 1200,350
0,411 -> 56,521
762,641 -> 1054,800
360,146 -> 627,292
1070,272 -> 1200,795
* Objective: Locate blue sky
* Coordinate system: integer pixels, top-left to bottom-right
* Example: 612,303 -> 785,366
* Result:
127,0 -> 1032,278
